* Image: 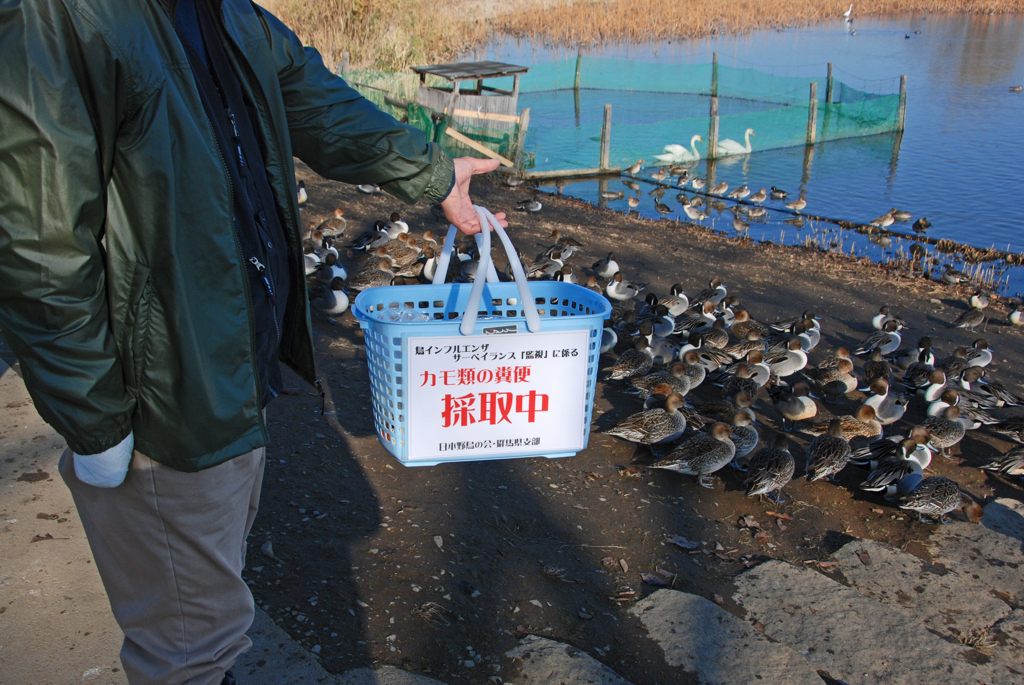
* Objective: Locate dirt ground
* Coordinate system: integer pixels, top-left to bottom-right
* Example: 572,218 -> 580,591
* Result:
229,165 -> 1023,684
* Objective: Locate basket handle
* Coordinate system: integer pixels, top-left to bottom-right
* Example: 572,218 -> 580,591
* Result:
431,224 -> 501,286
458,206 -> 542,336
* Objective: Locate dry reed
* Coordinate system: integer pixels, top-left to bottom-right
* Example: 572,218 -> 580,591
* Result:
260,0 -> 1024,71
493,0 -> 1024,46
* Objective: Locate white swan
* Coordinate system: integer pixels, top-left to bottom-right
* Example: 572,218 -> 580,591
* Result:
654,135 -> 703,164
716,128 -> 754,157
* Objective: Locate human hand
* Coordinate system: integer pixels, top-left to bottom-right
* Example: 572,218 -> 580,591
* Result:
73,431 -> 134,487
440,157 -> 509,235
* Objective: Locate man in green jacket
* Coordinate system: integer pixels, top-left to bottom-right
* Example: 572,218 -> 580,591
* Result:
0,0 -> 505,682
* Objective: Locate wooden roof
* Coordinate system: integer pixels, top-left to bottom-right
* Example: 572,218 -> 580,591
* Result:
410,61 -> 529,82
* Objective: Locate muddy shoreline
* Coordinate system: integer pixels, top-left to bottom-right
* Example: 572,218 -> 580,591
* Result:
231,164 -> 1024,683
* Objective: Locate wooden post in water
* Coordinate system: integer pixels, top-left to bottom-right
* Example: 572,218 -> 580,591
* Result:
826,62 -> 834,103
600,104 -> 612,170
897,74 -> 907,131
711,52 -> 719,97
707,96 -> 719,160
337,51 -> 350,77
513,108 -> 530,173
806,82 -> 818,145
574,47 -> 583,91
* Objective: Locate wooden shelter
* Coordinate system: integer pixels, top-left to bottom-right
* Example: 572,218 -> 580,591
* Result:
411,61 -> 529,130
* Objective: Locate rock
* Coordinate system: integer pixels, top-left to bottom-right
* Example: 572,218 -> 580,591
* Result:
629,590 -> 821,685
832,538 -> 1010,639
732,560 -> 1011,684
929,522 -> 1024,604
990,609 -> 1024,668
505,635 -> 632,685
982,498 -> 1024,542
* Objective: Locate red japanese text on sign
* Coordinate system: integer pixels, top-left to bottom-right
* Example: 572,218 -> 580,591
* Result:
441,391 -> 549,427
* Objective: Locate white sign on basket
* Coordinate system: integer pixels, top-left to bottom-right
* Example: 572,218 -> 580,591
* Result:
406,329 -> 590,461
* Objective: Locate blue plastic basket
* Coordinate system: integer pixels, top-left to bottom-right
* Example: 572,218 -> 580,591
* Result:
353,208 -> 611,466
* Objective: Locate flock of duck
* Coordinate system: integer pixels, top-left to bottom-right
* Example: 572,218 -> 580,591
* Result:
593,269 -> 1024,524
297,181 -> 1021,526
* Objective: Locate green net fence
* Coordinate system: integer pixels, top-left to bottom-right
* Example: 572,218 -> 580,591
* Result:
345,58 -> 901,173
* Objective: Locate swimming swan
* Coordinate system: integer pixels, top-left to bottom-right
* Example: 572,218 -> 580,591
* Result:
655,135 -> 703,163
716,129 -> 754,157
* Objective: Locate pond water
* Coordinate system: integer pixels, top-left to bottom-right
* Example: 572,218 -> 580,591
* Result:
466,14 -> 1024,294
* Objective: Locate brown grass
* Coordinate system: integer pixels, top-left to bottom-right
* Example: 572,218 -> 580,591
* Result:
494,0 -> 1024,46
260,0 -> 1024,71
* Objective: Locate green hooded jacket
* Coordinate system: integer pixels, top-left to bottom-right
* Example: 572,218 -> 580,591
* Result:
0,0 -> 455,471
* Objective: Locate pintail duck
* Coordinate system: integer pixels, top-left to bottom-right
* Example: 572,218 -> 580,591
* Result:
804,358 -> 857,401
863,348 -> 893,388
854,319 -> 902,356
785,196 -> 807,212
673,301 -> 718,335
303,242 -> 321,276
770,381 -> 817,431
384,212 -> 409,238
627,196 -> 640,209
803,405 -> 882,442
744,432 -> 795,502
625,159 -> 644,175
850,426 -> 932,469
650,168 -> 669,182
805,419 -> 852,482
869,210 -> 895,228
748,206 -> 767,219
296,180 -> 308,204
315,252 -> 348,285
974,374 -> 1023,407
767,337 -> 809,379
969,290 -> 990,310
593,252 -> 619,279
678,349 -> 707,389
798,318 -> 821,352
690,177 -> 706,190
643,383 -> 678,410
914,369 -> 947,401
606,272 -> 647,302
309,277 -> 350,316
951,307 -> 985,331
859,439 -> 925,498
650,186 -> 666,199
724,330 -> 766,360
349,222 -> 390,251
964,338 -> 992,367
769,309 -> 818,333
732,216 -> 750,232
356,183 -> 381,194
555,265 -> 577,285
601,320 -> 618,354
892,209 -> 912,222
709,180 -> 729,195
727,185 -> 751,200
981,446 -> 1024,480
515,198 -> 542,213
659,284 -> 690,317
700,318 -> 730,349
903,350 -> 936,390
609,337 -> 655,380
586,276 -> 604,296
688,277 -> 728,310
928,389 -> 996,429
604,393 -> 687,445
345,262 -> 394,292
894,336 -> 934,370
871,305 -> 907,330
1010,302 -> 1024,326
728,309 -> 769,340
941,264 -> 971,286
314,208 -> 347,236
682,199 -> 710,221
692,391 -> 755,425
651,423 -> 737,488
989,416 -> 1024,443
912,217 -> 931,232
729,411 -> 760,465
815,346 -> 852,370
861,378 -> 907,425
748,188 -> 768,203
629,362 -> 692,398
899,476 -> 983,524
938,347 -> 971,378
922,406 -> 965,457
722,363 -> 761,400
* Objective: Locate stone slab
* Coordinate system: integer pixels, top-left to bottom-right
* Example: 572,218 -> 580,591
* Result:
929,522 -> 1024,604
505,634 -> 633,685
629,589 -> 821,685
990,608 -> 1024,674
833,538 -> 1011,639
732,560 -> 1016,684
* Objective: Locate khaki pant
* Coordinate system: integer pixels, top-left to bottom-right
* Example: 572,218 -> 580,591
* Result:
60,446 -> 265,685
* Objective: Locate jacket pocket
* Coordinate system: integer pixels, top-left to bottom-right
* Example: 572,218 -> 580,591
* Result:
119,264 -> 154,392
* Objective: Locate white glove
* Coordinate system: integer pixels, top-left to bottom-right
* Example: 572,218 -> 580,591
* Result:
73,431 -> 134,488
